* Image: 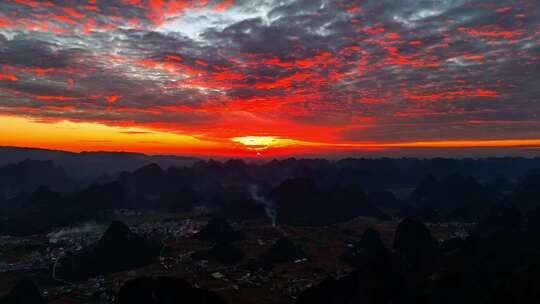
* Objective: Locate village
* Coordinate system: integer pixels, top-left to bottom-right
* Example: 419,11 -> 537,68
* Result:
0,213 -> 341,304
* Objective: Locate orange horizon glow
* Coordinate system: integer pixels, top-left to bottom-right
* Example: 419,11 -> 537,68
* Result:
2,115 -> 540,157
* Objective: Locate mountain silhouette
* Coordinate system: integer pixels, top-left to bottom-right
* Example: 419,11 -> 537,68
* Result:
114,276 -> 227,304
393,218 -> 440,275
342,228 -> 390,269
55,221 -> 161,281
0,146 -> 200,180
218,199 -> 267,221
0,160 -> 73,210
297,265 -> 403,304
1,181 -> 125,236
512,174 -> 540,211
255,237 -> 307,269
270,178 -> 387,226
191,242 -> 244,265
192,218 -> 244,243
0,277 -> 45,304
474,201 -> 523,237
0,186 -> 63,235
409,174 -> 498,221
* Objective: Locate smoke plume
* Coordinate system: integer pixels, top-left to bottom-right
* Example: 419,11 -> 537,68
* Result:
250,185 -> 277,227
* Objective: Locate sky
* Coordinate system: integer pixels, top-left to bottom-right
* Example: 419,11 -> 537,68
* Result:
0,0 -> 539,157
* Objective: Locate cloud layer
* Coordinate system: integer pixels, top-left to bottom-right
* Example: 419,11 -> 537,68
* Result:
0,0 -> 539,152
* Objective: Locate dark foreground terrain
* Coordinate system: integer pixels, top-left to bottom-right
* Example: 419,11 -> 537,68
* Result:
1,148 -> 540,303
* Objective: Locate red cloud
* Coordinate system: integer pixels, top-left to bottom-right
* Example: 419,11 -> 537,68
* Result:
213,0 -> 234,11
0,73 -> 18,81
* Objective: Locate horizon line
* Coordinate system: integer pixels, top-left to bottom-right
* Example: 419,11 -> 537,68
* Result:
2,145 -> 540,160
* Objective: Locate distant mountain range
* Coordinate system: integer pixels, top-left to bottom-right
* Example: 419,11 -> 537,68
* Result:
2,146 -> 540,236
0,146 -> 201,180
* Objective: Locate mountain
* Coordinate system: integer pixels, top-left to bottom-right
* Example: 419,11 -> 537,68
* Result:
218,199 -> 267,221
341,228 -> 390,268
489,263 -> 540,304
0,186 -> 64,235
0,182 -> 124,236
270,178 -> 387,226
192,218 -> 244,243
55,221 -> 161,281
512,174 -> 540,211
0,146 -> 200,180
118,164 -> 200,210
297,268 -> 404,304
474,201 -> 524,237
367,191 -> 403,209
298,226 -> 402,304
409,173 -> 499,221
0,278 -> 45,304
114,276 -> 227,304
0,159 -> 74,200
191,242 -> 244,265
255,237 -> 307,269
393,218 -> 440,275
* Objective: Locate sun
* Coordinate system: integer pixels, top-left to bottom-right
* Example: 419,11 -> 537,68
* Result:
230,136 -> 302,151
